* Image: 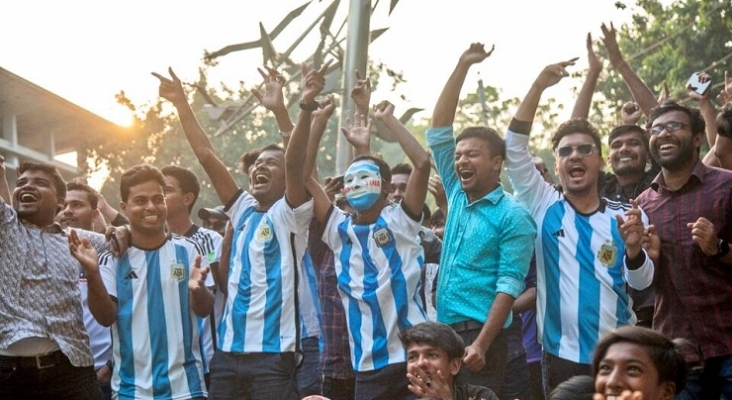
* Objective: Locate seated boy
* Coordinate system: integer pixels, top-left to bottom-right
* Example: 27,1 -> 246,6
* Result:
400,322 -> 499,400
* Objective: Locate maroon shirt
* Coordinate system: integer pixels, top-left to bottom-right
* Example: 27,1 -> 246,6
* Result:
637,161 -> 732,359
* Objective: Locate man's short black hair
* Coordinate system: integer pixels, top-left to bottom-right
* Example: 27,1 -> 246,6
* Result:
239,148 -> 262,174
18,161 -> 66,200
67,180 -> 100,209
649,100 -> 705,136
455,126 -> 506,159
161,165 -> 200,213
716,103 -> 732,140
120,164 -> 166,202
391,162 -> 413,177
551,119 -> 603,157
399,322 -> 465,361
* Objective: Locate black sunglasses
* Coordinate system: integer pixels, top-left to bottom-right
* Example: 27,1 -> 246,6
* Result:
556,143 -> 595,158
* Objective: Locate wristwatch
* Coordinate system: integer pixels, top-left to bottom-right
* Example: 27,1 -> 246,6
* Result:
279,131 -> 292,139
712,238 -> 730,259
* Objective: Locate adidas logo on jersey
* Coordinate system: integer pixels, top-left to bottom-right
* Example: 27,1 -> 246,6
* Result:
125,271 -> 139,280
553,228 -> 565,238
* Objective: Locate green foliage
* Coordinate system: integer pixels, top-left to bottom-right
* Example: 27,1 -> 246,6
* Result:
596,0 -> 731,121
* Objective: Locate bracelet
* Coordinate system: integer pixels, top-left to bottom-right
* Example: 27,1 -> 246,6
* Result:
279,131 -> 292,138
712,238 -> 730,259
299,101 -> 318,112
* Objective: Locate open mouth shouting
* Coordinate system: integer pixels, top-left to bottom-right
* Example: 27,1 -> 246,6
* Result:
458,167 -> 475,185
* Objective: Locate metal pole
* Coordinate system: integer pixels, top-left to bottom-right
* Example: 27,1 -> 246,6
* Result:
336,0 -> 371,174
477,78 -> 489,126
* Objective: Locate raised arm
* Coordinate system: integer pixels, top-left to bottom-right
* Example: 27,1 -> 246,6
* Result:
251,66 -> 295,147
515,59 -> 577,123
432,43 -> 494,128
374,101 -> 430,218
152,68 -> 239,205
351,69 -> 372,117
341,112 -> 372,157
285,61 -> 330,208
0,155 -> 9,205
687,72 -> 718,149
304,95 -> 336,179
571,33 -> 603,119
601,22 -> 658,116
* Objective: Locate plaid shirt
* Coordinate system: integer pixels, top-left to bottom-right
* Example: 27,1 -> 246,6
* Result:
637,161 -> 732,359
309,220 -> 354,379
0,199 -> 107,366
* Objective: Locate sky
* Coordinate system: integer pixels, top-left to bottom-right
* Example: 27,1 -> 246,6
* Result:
1,0 -> 642,129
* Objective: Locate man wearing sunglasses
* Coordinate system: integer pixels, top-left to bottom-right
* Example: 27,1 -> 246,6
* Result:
504,60 -> 655,395
636,100 -> 732,399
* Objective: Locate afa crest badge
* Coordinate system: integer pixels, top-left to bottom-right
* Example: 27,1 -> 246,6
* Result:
598,240 -> 618,267
170,263 -> 185,282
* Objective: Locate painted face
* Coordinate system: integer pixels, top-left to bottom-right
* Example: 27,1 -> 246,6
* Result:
343,160 -> 382,211
595,342 -> 675,400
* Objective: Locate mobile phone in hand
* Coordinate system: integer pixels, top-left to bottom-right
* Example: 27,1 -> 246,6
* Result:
687,72 -> 711,96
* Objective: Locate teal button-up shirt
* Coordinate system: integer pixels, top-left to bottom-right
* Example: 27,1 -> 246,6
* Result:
427,126 -> 536,326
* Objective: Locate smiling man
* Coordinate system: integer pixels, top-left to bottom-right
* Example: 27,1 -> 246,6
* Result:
0,161 -> 107,399
426,43 -> 536,395
505,60 -> 655,394
636,100 -> 732,399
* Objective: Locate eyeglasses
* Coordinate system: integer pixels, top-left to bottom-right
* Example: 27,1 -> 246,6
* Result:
556,143 -> 596,158
649,121 -> 689,135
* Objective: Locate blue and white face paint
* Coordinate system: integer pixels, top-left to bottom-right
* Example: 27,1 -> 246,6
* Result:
343,160 -> 382,211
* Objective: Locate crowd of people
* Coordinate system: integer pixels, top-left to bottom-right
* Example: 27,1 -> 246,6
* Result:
1,21 -> 731,400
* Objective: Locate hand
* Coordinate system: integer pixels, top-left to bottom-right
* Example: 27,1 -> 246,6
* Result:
534,58 -> 578,90
96,364 -> 112,384
341,111 -> 372,150
323,176 -> 344,203
312,95 -> 336,121
428,175 -> 447,212
615,199 -> 644,258
687,72 -> 712,102
687,217 -> 719,255
0,154 -> 6,174
717,71 -> 732,106
593,391 -> 645,400
642,224 -> 660,264
105,225 -> 130,257
459,42 -> 495,66
301,60 -> 333,104
251,66 -> 287,111
152,68 -> 187,106
188,255 -> 210,291
69,229 -> 99,274
372,100 -> 395,121
406,364 -> 452,400
350,69 -> 372,112
620,101 -> 643,125
600,22 -> 624,66
462,343 -> 487,372
657,81 -> 670,104
587,33 -> 602,72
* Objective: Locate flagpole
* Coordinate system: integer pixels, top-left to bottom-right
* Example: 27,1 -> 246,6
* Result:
336,0 -> 371,174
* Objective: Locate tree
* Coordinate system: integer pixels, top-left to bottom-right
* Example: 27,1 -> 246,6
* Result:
595,0 -> 732,123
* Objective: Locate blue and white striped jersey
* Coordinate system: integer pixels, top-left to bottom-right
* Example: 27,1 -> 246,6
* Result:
505,129 -> 654,364
299,251 -> 322,339
323,203 -> 428,372
219,191 -> 313,353
99,234 -> 208,399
